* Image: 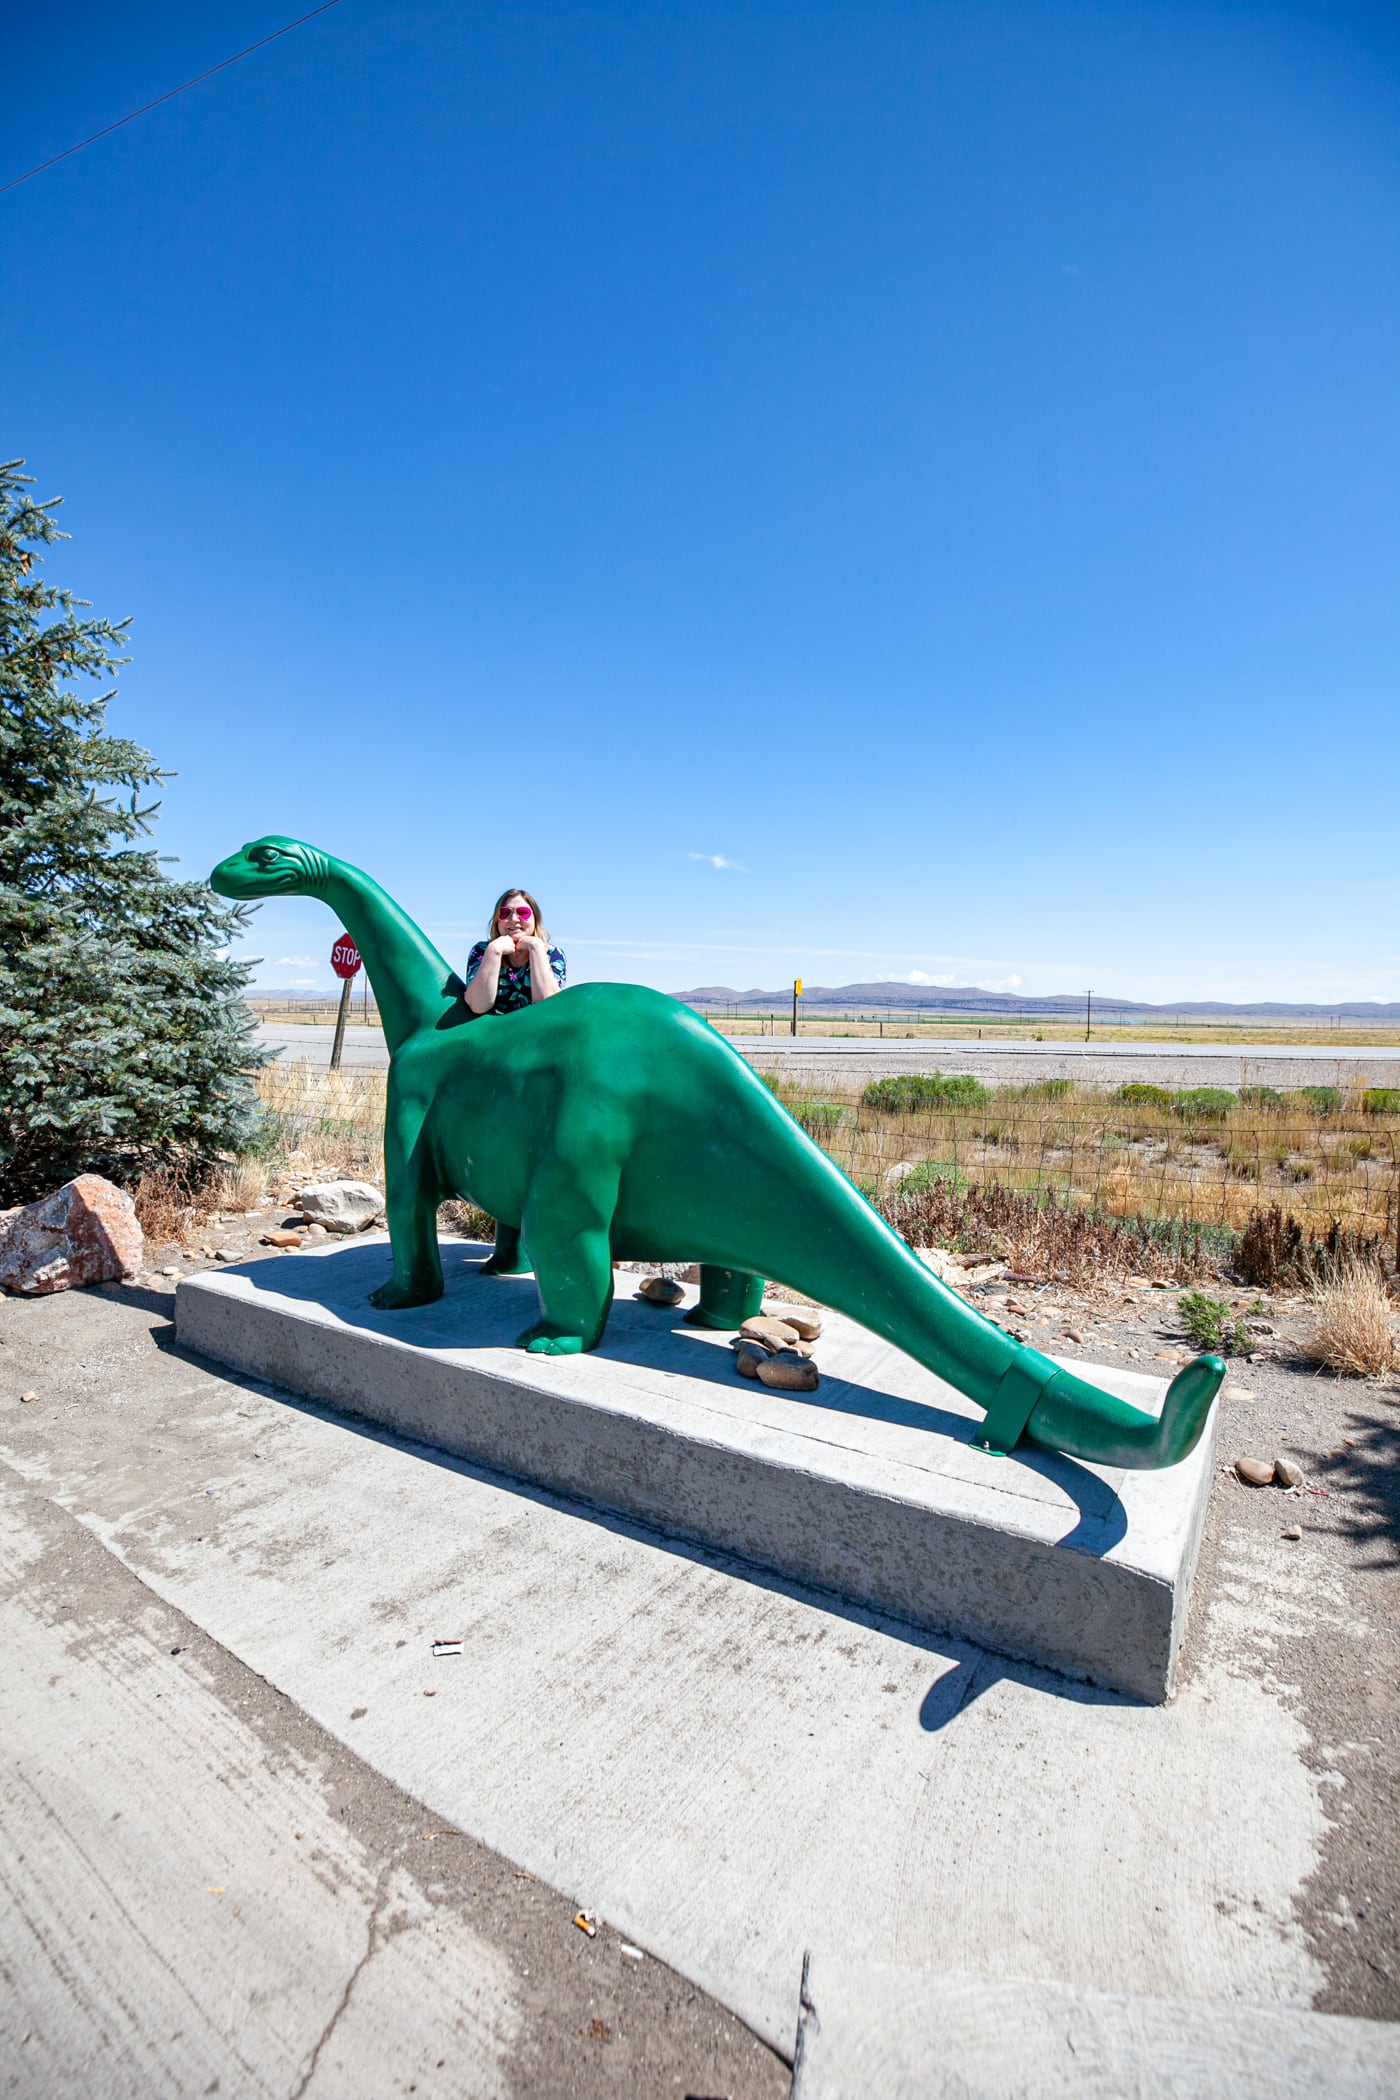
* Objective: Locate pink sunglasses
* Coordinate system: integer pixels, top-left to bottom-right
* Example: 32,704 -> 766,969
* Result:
498,904 -> 533,922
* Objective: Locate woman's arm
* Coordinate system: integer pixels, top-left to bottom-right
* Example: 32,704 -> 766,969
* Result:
523,935 -> 561,1002
464,936 -> 514,1015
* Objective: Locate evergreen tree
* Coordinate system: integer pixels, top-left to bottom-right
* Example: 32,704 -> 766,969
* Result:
0,459 -> 267,1204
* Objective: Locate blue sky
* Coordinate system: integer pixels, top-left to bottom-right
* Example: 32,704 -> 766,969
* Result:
6,1 -> 1398,1002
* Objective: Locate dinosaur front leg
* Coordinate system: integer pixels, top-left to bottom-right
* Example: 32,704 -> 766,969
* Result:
515,1166 -> 617,1355
369,1094 -> 443,1311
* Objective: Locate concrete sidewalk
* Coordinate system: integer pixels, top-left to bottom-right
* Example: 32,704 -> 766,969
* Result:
3,1273 -> 1384,2072
0,1437 -> 782,2100
790,1959 -> 1400,2098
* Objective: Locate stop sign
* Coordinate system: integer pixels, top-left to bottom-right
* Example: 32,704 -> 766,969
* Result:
330,934 -> 362,980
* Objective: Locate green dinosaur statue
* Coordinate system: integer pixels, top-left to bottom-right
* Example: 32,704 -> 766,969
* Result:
212,837 -> 1223,1469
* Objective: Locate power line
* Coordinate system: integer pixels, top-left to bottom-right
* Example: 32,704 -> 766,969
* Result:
1,1 -> 347,198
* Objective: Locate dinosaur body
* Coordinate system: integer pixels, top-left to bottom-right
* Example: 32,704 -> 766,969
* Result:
213,838 -> 1224,1470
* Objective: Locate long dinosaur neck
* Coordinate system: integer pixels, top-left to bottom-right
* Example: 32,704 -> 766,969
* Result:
316,858 -> 457,1054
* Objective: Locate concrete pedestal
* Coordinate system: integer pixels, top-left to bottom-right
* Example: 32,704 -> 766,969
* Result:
176,1238 -> 1217,1702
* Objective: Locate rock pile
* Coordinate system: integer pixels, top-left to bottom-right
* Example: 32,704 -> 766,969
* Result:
734,1308 -> 824,1391
0,1175 -> 143,1296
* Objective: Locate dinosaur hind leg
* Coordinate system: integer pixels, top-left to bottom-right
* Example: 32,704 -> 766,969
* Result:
479,1222 -> 531,1276
683,1265 -> 766,1330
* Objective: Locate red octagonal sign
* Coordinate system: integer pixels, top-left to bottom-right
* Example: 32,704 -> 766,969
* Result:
330,934 -> 362,980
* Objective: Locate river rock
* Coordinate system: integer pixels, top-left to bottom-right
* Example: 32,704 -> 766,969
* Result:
295,1180 -> 384,1232
0,1175 -> 143,1296
740,1314 -> 800,1348
1235,1456 -> 1275,1487
775,1306 -> 823,1341
639,1276 -> 686,1306
756,1352 -> 820,1392
733,1343 -> 768,1379
1273,1456 -> 1304,1489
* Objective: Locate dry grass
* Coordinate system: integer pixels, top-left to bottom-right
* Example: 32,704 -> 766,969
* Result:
438,1198 -> 495,1241
1305,1261 -> 1398,1379
234,1061 -> 1400,1290
882,1179 -> 1217,1285
776,1077 -> 1400,1248
211,1158 -> 269,1213
254,1062 -> 387,1188
132,1162 -> 204,1244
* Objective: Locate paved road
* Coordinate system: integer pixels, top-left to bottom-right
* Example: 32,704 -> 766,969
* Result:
256,1021 -> 1400,1090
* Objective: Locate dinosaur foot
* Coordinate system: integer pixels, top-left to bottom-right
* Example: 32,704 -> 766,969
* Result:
1024,1352 -> 1226,1470
479,1252 -> 532,1276
682,1305 -> 741,1330
369,1278 -> 444,1311
515,1321 -> 588,1356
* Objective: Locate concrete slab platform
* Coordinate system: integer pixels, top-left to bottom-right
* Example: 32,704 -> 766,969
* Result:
789,1957 -> 1400,2098
175,1238 -> 1216,1701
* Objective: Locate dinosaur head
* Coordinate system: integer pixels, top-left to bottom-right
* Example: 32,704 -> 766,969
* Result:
210,836 -> 334,898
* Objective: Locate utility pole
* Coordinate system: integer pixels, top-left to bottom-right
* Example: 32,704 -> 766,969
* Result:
1085,988 -> 1093,1042
791,978 -> 802,1037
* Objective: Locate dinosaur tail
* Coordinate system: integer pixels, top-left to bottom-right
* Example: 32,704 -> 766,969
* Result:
709,1084 -> 1223,1471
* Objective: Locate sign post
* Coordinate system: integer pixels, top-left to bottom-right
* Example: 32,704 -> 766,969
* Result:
329,934 -> 362,1071
791,977 -> 803,1038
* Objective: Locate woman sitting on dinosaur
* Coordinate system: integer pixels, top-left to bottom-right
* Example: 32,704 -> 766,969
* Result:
464,888 -> 565,1016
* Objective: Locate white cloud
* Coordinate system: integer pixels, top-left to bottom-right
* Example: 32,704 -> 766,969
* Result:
277,955 -> 318,966
901,969 -> 955,986
688,853 -> 747,873
986,973 -> 1023,991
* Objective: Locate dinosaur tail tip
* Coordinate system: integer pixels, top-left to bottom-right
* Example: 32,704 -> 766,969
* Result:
1159,1352 -> 1226,1463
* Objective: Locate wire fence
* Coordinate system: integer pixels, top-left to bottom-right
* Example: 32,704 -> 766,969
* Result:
244,1061 -> 1400,1283
773,1079 -> 1400,1258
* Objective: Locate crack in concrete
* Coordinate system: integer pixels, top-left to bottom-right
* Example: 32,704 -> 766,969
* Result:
286,1859 -> 398,2100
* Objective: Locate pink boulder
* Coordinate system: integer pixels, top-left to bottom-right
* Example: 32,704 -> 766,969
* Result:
0,1175 -> 144,1296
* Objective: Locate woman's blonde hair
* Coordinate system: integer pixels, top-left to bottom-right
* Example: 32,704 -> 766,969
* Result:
489,887 -> 549,944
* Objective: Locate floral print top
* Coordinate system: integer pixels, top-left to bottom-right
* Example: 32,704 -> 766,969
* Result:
464,940 -> 567,1015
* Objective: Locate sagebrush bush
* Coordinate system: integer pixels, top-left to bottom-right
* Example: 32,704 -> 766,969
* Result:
791,1098 -> 853,1142
1362,1088 -> 1400,1116
1238,1086 -> 1284,1109
1172,1088 -> 1237,1121
862,1071 -> 990,1113
892,1159 -> 968,1197
1297,1085 -> 1340,1114
1113,1083 -> 1173,1106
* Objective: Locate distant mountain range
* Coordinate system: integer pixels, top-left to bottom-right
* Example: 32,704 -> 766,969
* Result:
676,981 -> 1400,1020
